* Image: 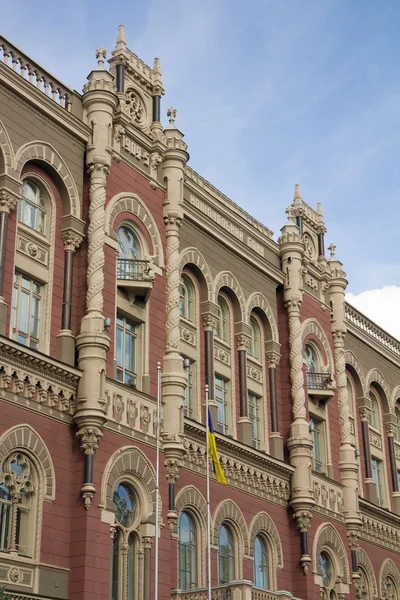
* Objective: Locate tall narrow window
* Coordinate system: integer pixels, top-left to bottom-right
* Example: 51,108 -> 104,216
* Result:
215,376 -> 228,434
305,344 -> 318,373
248,393 -> 261,449
179,275 -> 193,321
116,314 -> 137,387
371,458 -> 383,506
216,297 -> 229,341
111,482 -> 137,600
183,360 -> 194,418
178,512 -> 197,590
0,453 -> 35,557
319,552 -> 332,588
395,406 -> 400,442
117,226 -> 141,279
311,418 -> 323,473
368,392 -> 379,429
218,524 -> 234,585
248,316 -> 260,359
12,273 -> 42,349
254,535 -> 269,589
19,180 -> 47,234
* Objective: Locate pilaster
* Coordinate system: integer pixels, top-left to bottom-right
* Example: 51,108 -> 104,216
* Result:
0,189 -> 18,334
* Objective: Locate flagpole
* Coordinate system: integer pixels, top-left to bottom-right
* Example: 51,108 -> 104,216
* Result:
205,384 -> 212,600
155,362 -> 162,600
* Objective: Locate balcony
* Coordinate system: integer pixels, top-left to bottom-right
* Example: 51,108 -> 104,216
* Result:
117,258 -> 155,301
306,372 -> 334,402
172,583 -> 301,600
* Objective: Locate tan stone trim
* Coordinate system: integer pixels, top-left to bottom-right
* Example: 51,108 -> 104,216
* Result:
301,318 -> 335,374
100,445 -> 157,524
379,559 -> 400,597
105,192 -> 164,267
344,350 -> 367,397
175,486 -> 207,586
13,141 -> 81,217
212,499 -> 249,574
356,548 -> 378,598
248,511 -> 283,569
391,386 -> 400,411
0,118 -> 15,173
0,424 -> 55,501
179,247 -> 213,302
312,522 -> 350,585
366,368 -> 391,413
213,271 -> 246,322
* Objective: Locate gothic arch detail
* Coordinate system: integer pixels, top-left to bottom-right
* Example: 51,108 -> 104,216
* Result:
301,318 -> 335,373
213,271 -> 246,322
13,141 -> 80,217
0,424 -> 55,501
391,385 -> 400,410
179,247 -> 213,301
313,523 -> 350,584
105,192 -> 164,267
246,292 -> 278,342
0,118 -> 14,173
380,559 -> 400,598
356,548 -> 378,598
175,485 -> 208,526
212,499 -> 249,555
344,350 -> 367,396
101,446 -> 157,523
366,369 -> 391,412
248,511 -> 283,568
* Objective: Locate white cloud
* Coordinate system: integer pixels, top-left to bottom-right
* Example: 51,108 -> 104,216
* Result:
346,286 -> 400,340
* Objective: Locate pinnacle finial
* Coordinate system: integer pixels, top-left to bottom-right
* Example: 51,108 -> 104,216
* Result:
96,47 -> 107,68
294,184 -> 302,203
153,57 -> 162,75
116,24 -> 126,49
317,202 -> 323,216
328,243 -> 336,258
167,107 -> 177,125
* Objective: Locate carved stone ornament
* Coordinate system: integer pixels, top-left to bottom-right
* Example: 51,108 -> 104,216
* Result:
359,407 -> 369,422
9,567 -> 20,583
165,457 -> 183,484
386,423 -> 396,437
113,124 -> 125,142
122,89 -> 145,125
76,426 -> 103,455
202,313 -> 218,332
236,333 -> 251,352
62,229 -> 84,252
302,233 -> 314,259
151,152 -> 163,170
266,351 -> 281,369
0,190 -> 18,213
294,510 -> 312,533
347,530 -> 359,551
27,243 -> 38,257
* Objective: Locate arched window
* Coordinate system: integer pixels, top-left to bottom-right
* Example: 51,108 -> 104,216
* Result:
248,316 -> 260,359
357,567 -> 371,600
368,391 -> 379,429
218,524 -> 234,585
305,344 -> 318,373
178,512 -> 197,590
19,180 -> 47,234
318,551 -> 333,591
346,376 -> 355,418
216,297 -> 229,341
180,275 -> 193,321
0,453 -> 35,556
117,226 -> 141,280
254,535 -> 269,589
395,406 -> 400,443
111,482 -> 138,600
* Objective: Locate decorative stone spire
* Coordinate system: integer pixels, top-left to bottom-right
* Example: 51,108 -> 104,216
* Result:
167,106 -> 177,127
95,47 -> 107,68
116,24 -> 126,50
154,57 -> 162,75
328,243 -> 336,259
294,183 -> 302,204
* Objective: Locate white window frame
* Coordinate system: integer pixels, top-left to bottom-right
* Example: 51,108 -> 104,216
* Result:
215,375 -> 229,434
11,272 -> 43,350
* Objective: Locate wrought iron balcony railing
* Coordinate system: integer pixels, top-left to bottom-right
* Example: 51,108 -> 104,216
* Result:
307,372 -> 332,390
117,259 -> 154,281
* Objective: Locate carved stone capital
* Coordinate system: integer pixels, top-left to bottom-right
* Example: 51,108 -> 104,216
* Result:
164,216 -> 181,229
202,313 -> 218,332
88,163 -> 109,178
332,329 -> 346,344
359,407 -> 370,422
0,190 -> 18,213
76,426 -> 103,454
385,423 -> 396,437
347,530 -> 359,551
285,299 -> 302,314
266,351 -> 281,369
62,229 -> 84,252
235,333 -> 250,352
294,510 -> 312,533
142,536 -> 153,549
151,152 -> 163,170
164,456 -> 183,484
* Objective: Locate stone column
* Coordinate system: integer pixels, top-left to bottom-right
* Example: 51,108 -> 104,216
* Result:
328,248 -> 362,554
202,305 -> 219,426
161,108 -> 189,532
266,341 -> 283,460
236,330 -> 252,445
279,212 -> 314,575
56,229 -> 83,365
384,416 -> 400,515
74,48 -> 118,509
0,190 -> 18,334
359,405 -> 377,504
142,536 -> 152,600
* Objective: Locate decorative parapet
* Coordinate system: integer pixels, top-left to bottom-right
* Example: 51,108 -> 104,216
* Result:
0,337 -> 79,416
172,583 -> 302,600
345,303 -> 400,363
311,473 -> 345,520
104,378 -> 157,442
183,421 -> 292,506
0,34 -> 76,112
359,499 -> 400,553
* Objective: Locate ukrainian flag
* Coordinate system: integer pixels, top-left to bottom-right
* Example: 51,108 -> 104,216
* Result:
208,409 -> 228,485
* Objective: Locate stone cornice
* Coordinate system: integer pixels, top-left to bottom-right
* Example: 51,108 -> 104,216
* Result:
359,499 -> 400,553
359,498 -> 400,528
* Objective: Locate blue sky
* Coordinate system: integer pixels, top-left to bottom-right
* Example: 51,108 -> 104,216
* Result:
2,0 -> 399,333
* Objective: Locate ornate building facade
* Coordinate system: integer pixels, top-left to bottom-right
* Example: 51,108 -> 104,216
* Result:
0,27 -> 399,600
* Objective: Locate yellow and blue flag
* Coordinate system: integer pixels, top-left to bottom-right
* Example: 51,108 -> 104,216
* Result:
208,409 -> 227,485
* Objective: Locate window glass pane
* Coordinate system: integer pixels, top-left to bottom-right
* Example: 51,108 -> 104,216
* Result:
311,418 -> 323,473
0,491 -> 11,551
116,314 -> 137,386
217,298 -> 228,341
218,525 -> 234,585
113,483 -> 136,527
305,345 -> 317,372
178,512 -> 197,590
254,535 -> 269,589
12,274 -> 42,348
249,316 -> 259,359
319,552 -> 331,586
118,226 -> 140,259
248,393 -> 260,449
19,290 -> 29,335
215,376 -> 228,434
183,361 -> 194,418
